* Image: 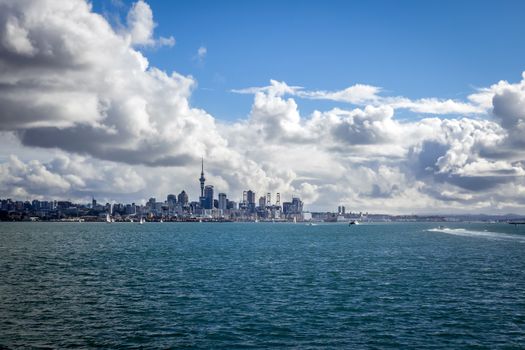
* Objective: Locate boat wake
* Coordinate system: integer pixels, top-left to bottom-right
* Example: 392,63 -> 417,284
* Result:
428,227 -> 525,243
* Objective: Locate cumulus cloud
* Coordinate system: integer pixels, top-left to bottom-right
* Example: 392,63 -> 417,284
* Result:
1,0 -> 525,213
126,0 -> 175,47
0,154 -> 146,200
0,0 -> 220,167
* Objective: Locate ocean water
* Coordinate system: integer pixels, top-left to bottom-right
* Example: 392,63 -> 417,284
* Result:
1,222 -> 524,348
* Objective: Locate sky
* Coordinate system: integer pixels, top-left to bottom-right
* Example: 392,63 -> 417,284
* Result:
0,0 -> 525,213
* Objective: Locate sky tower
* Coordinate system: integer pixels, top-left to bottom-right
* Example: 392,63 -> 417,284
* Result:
199,157 -> 206,198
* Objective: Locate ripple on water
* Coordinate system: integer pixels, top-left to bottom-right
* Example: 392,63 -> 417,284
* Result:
0,222 -> 525,348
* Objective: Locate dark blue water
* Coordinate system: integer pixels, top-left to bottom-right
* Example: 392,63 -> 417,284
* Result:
1,222 -> 524,348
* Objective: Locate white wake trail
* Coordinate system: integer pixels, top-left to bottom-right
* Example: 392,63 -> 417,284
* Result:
428,227 -> 525,243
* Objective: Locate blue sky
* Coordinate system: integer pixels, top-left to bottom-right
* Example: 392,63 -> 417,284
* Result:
93,0 -> 525,121
2,0 -> 525,212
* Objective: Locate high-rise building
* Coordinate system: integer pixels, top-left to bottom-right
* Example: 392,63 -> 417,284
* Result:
218,193 -> 227,210
258,196 -> 266,208
283,197 -> 303,216
167,194 -> 176,205
246,190 -> 256,213
178,190 -> 188,205
292,197 -> 303,213
203,185 -> 214,209
246,190 -> 255,204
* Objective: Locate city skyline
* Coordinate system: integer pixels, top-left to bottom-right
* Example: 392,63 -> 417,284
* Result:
0,158 -> 309,222
1,0 -> 525,214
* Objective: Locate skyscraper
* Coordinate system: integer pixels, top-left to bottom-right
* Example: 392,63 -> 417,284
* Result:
246,190 -> 255,204
246,190 -> 256,213
218,193 -> 227,210
167,194 -> 176,205
178,190 -> 188,205
203,185 -> 214,209
258,196 -> 266,208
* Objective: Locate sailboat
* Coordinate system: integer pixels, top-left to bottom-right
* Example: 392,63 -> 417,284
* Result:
139,217 -> 145,225
160,218 -> 164,223
106,213 -> 111,223
293,217 -> 297,224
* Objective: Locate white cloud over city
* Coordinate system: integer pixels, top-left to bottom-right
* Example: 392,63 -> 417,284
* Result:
0,0 -> 525,213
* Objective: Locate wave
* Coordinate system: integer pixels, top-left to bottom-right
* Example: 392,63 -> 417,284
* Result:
427,227 -> 525,243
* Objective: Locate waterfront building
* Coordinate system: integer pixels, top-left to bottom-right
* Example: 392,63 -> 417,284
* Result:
283,197 -> 303,219
167,194 -> 177,205
246,190 -> 256,214
218,193 -> 227,210
178,190 -> 188,206
203,185 -> 214,209
258,196 -> 266,209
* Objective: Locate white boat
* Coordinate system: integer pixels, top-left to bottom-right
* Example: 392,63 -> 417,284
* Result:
130,218 -> 134,223
160,218 -> 164,223
349,220 -> 359,225
106,213 -> 111,223
139,217 -> 145,225
293,217 -> 297,224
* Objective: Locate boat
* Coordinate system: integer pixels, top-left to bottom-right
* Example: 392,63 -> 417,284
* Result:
293,217 -> 297,224
160,218 -> 164,223
349,220 -> 359,225
106,213 -> 111,223
139,217 -> 145,225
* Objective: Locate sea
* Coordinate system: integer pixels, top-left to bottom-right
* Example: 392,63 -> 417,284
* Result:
1,222 -> 524,348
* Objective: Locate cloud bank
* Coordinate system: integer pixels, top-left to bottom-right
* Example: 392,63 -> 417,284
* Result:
0,0 -> 525,213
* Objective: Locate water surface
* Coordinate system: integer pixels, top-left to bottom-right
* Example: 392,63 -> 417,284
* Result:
1,222 -> 524,348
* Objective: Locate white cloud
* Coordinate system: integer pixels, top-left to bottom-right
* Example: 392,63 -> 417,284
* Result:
235,81 -> 487,115
297,84 -> 381,104
196,46 -> 207,62
126,0 -> 174,47
1,0 -> 525,213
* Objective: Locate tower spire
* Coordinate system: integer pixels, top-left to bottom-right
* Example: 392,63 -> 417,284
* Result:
199,156 -> 206,198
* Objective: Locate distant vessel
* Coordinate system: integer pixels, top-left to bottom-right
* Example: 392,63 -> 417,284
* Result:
106,213 -> 111,223
349,220 -> 359,225
139,217 -> 145,225
130,218 -> 134,223
293,217 -> 297,224
160,218 -> 164,223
